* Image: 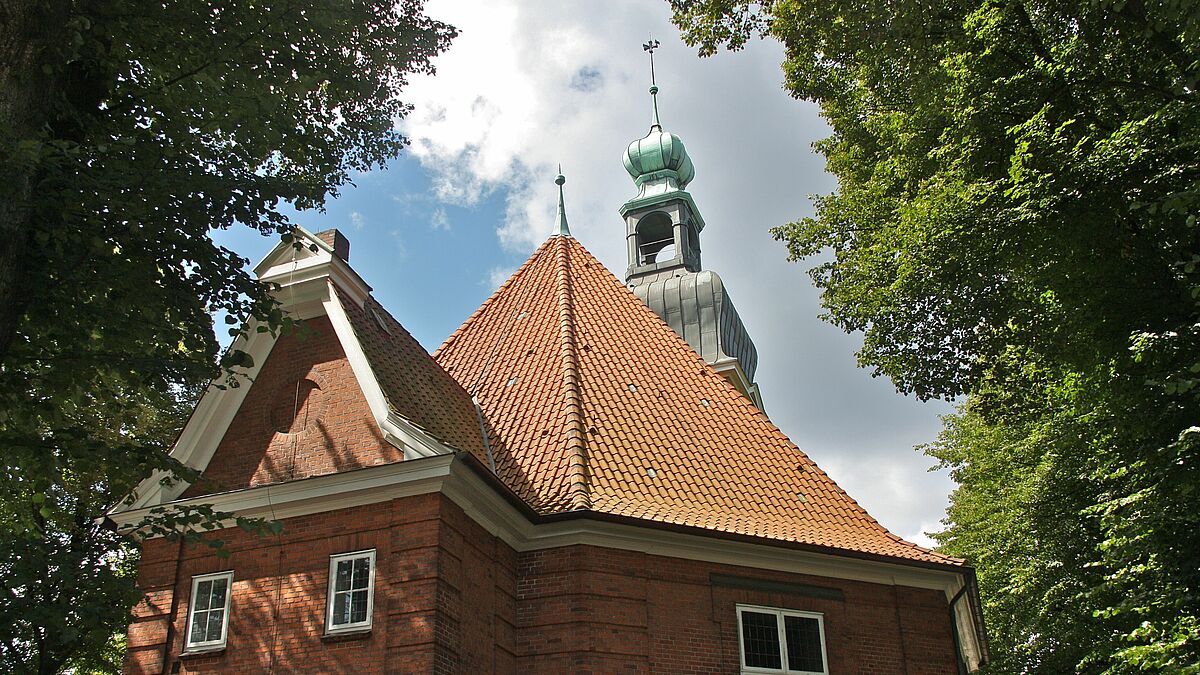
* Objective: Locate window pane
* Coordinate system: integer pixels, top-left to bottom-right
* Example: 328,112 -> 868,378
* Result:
741,611 -> 782,669
205,609 -> 225,642
189,611 -> 209,644
194,580 -> 212,611
335,560 -> 353,592
208,579 -> 227,611
784,615 -> 824,673
352,557 -> 370,590
331,590 -> 345,624
350,589 -> 368,623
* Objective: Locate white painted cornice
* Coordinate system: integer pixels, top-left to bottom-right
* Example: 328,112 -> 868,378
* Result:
110,456 -> 457,527
114,456 -> 959,594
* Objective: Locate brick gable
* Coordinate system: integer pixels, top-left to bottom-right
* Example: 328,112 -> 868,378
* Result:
181,316 -> 395,498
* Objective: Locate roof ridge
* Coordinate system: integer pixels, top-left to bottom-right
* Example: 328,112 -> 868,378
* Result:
555,239 -> 955,562
554,236 -> 590,510
555,247 -> 948,560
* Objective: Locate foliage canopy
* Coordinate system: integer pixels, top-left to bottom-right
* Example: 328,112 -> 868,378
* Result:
0,1 -> 452,671
672,0 -> 1199,671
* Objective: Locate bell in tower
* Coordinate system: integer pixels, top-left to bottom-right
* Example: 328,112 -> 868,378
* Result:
621,41 -> 763,409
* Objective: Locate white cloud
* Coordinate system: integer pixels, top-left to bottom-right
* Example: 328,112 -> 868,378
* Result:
486,265 -> 516,289
388,229 -> 407,258
349,211 -> 365,230
431,207 -> 451,231
904,523 -> 944,550
402,0 -> 665,252
397,0 -> 957,545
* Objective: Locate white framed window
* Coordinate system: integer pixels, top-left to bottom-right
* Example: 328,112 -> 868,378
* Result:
185,571 -> 233,651
736,604 -> 828,674
326,549 -> 376,633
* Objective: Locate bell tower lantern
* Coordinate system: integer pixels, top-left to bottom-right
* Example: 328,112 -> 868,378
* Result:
620,41 -> 763,408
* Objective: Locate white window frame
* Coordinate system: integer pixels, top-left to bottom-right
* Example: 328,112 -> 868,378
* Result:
736,604 -> 829,675
185,571 -> 233,651
325,549 -> 376,634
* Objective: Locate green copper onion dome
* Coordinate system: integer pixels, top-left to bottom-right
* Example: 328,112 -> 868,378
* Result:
623,76 -> 695,190
623,127 -> 695,190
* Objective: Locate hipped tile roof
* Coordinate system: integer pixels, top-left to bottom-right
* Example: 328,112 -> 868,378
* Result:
336,287 -> 488,458
435,236 -> 960,566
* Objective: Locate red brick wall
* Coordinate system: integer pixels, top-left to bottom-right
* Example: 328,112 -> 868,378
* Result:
127,495 -> 958,674
182,315 -> 396,498
514,545 -> 959,675
124,494 -> 519,675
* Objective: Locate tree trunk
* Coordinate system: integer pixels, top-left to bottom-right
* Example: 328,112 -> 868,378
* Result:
0,0 -> 69,365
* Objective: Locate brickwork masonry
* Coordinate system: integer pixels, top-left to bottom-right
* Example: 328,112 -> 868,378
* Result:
127,494 -> 957,674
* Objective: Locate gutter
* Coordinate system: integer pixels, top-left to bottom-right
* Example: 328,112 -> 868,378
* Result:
948,582 -> 970,675
453,451 -> 970,575
946,567 -> 989,672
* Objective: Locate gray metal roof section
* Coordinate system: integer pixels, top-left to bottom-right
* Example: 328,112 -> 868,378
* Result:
631,270 -> 758,382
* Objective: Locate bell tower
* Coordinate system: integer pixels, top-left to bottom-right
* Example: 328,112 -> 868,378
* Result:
621,40 -> 703,284
621,41 -> 763,408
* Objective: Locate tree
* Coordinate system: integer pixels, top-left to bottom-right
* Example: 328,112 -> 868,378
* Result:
0,1 -> 453,670
0,384 -> 191,674
671,0 -> 1199,671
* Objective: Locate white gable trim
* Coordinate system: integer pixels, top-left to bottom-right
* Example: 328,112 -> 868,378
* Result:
322,284 -> 457,460
251,224 -> 331,276
712,358 -> 766,410
256,230 -> 371,311
112,227 -> 453,513
121,325 -> 280,510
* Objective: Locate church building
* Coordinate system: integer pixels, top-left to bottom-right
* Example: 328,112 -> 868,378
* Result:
112,65 -> 987,674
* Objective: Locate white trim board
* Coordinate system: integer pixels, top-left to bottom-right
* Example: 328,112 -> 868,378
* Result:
111,455 -> 963,592
321,284 -> 458,461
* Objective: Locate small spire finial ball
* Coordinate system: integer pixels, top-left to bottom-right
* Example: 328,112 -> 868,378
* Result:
555,173 -> 565,186
649,85 -> 659,95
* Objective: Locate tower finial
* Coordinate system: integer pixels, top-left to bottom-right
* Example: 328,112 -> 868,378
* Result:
553,167 -> 571,237
643,38 -> 662,131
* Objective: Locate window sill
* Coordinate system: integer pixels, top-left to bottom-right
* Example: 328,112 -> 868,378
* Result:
179,646 -> 226,660
321,628 -> 372,643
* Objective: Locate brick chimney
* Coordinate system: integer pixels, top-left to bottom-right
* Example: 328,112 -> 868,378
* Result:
315,229 -> 350,262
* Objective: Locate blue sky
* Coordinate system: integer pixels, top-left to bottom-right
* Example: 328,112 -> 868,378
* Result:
215,0 -> 957,547
215,157 -> 526,351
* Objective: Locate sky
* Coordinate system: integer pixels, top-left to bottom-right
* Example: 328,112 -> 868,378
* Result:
216,0 -> 957,547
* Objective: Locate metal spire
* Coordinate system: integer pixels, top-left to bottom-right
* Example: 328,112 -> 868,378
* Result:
643,38 -> 662,131
553,166 -> 571,237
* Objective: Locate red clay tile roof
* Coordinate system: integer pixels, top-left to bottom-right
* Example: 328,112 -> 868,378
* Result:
335,287 -> 488,459
435,236 -> 960,566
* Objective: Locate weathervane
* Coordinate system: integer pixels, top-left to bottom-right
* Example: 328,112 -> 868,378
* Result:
643,37 -> 662,131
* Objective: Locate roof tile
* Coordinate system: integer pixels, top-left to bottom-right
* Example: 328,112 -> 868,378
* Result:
337,287 -> 487,459
435,237 -> 959,566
